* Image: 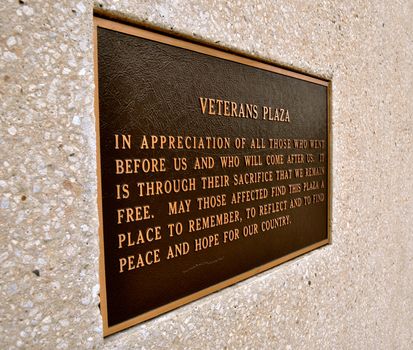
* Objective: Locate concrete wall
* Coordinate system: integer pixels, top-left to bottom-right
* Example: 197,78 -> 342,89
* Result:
1,0 -> 412,348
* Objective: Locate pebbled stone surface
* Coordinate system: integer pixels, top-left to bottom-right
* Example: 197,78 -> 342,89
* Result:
0,0 -> 412,349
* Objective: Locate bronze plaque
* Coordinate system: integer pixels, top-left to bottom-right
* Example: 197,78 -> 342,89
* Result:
94,16 -> 331,336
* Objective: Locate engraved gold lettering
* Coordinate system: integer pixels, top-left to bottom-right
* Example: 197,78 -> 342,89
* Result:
200,175 -> 230,189
242,223 -> 259,237
274,169 -> 293,180
231,188 -> 268,204
238,103 -> 245,117
271,185 -> 287,197
246,104 -> 253,118
199,97 -> 208,114
117,205 -> 151,224
230,101 -> 238,117
114,134 -> 131,149
244,154 -> 263,165
268,138 -> 292,149
259,200 -> 288,216
232,171 -> 273,186
261,215 -> 291,232
137,178 -> 196,196
224,100 -> 230,116
141,135 -> 231,150
119,249 -> 160,273
116,184 -> 129,199
216,99 -> 224,115
250,138 -> 265,149
115,158 -> 166,174
197,194 -> 227,210
117,226 -> 162,248
262,106 -> 290,122
168,199 -> 191,215
305,166 -> 325,177
303,180 -> 320,191
288,183 -> 301,194
266,154 -> 284,165
194,234 -> 219,251
208,98 -> 216,115
253,104 -> 258,118
194,156 -> 214,170
188,211 -> 240,232
167,242 -> 190,259
220,155 -> 240,168
223,229 -> 240,243
287,154 -> 305,164
262,106 -> 269,120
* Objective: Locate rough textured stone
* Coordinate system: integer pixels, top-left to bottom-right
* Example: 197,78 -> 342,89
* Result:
1,0 -> 412,349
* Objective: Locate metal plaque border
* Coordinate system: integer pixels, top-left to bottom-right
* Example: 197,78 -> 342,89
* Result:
93,15 -> 332,337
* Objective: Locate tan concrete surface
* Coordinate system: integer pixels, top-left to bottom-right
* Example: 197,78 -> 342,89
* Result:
1,0 -> 412,348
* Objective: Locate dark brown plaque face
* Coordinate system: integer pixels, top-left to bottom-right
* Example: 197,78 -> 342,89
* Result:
94,16 -> 331,336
